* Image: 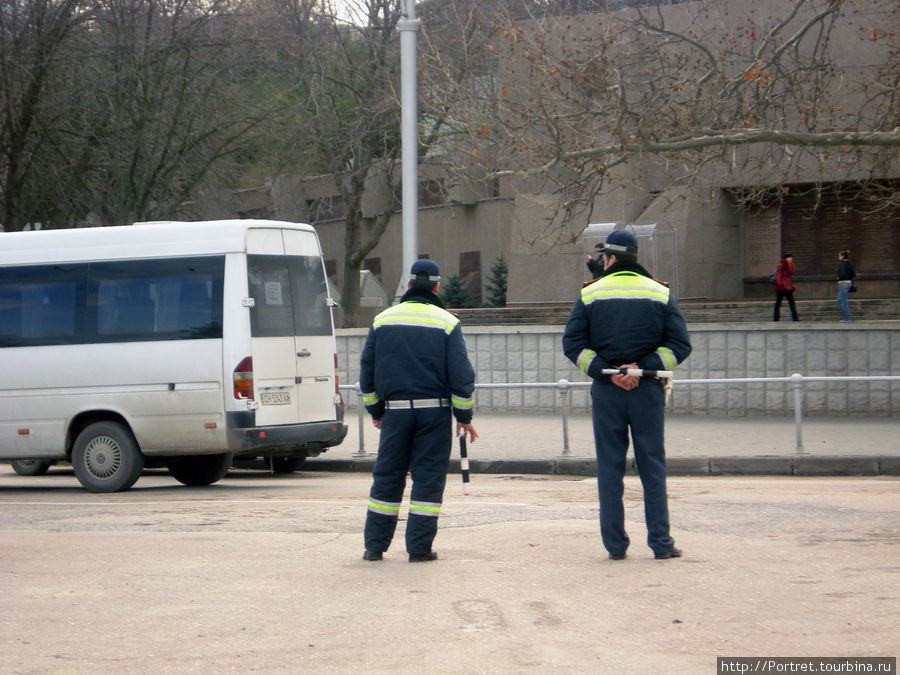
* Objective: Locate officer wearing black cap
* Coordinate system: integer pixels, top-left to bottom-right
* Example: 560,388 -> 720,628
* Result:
563,229 -> 692,561
359,259 -> 478,562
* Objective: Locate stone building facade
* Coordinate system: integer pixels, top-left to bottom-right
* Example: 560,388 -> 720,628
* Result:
181,0 -> 898,317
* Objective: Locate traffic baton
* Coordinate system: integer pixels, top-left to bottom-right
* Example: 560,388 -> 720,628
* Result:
601,367 -> 673,379
602,367 -> 675,405
458,433 -> 470,495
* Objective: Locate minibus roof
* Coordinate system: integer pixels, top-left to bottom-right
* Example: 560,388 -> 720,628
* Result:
0,220 -> 317,265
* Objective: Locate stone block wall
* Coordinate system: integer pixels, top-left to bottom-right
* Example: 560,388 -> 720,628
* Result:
671,324 -> 898,416
336,323 -> 900,417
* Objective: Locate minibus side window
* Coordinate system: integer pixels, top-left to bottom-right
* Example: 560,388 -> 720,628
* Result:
0,265 -> 85,347
1,256 -> 224,347
97,278 -> 157,335
90,257 -> 224,342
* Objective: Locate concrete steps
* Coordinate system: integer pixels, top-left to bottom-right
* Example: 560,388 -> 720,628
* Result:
453,298 -> 900,326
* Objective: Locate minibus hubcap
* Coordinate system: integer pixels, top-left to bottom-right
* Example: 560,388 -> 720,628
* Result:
84,436 -> 122,478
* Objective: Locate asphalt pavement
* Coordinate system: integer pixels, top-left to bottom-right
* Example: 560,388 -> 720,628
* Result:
1,471 -> 897,673
311,411 -> 900,476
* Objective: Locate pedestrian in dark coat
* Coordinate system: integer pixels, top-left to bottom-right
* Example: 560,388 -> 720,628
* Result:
563,229 -> 692,561
836,249 -> 856,322
585,243 -> 605,279
359,259 -> 478,562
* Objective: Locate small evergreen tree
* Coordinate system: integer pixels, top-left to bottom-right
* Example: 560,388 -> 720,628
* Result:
484,255 -> 508,307
440,273 -> 473,308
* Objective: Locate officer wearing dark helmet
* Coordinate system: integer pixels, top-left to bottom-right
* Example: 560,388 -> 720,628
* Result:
562,229 -> 692,561
360,259 -> 478,563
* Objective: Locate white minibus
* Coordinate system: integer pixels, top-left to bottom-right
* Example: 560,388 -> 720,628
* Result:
0,220 -> 347,491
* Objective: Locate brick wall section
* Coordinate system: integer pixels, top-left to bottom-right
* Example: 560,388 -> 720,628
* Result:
336,323 -> 900,417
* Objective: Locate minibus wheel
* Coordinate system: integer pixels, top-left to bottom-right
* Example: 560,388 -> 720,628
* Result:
270,455 -> 307,473
72,422 -> 144,493
166,453 -> 232,487
10,459 -> 52,476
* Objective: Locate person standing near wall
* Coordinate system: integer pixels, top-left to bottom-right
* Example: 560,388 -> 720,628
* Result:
563,230 -> 692,561
359,259 -> 478,563
773,253 -> 799,322
585,242 -> 605,279
836,249 -> 856,322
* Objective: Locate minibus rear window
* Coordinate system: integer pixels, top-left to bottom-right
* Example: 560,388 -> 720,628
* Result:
248,255 -> 332,337
290,256 -> 332,336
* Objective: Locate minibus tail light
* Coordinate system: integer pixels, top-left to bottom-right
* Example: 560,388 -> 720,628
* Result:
334,353 -> 340,393
233,356 -> 254,400
334,353 -> 344,420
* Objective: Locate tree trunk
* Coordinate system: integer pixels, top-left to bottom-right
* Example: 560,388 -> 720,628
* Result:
338,181 -> 395,328
341,235 -> 365,328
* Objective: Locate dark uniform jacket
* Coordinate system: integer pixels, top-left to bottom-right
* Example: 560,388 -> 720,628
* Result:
360,289 -> 475,423
562,261 -> 692,379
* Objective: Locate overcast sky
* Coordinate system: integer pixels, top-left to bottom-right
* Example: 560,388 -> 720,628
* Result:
332,0 -> 416,25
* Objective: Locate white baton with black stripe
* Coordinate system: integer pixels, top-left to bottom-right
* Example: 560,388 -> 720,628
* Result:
602,367 -> 675,404
601,367 -> 674,378
459,434 -> 470,494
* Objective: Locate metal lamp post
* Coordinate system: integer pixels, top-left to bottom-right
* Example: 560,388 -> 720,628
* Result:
395,0 -> 420,301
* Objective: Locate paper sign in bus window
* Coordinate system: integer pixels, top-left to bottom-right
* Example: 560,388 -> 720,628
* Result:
264,281 -> 284,305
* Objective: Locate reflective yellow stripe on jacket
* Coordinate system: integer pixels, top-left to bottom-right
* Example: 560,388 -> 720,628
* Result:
581,272 -> 670,306
577,348 -> 597,375
451,394 -> 474,413
373,302 -> 459,334
656,347 -> 677,370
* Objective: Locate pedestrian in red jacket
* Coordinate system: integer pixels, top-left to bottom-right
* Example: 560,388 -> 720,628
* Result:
773,253 -> 799,322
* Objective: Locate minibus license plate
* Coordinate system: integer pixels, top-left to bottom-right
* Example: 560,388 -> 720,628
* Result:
261,391 -> 291,406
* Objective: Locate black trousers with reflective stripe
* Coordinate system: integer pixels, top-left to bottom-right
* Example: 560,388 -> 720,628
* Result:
590,378 -> 674,555
365,407 -> 452,555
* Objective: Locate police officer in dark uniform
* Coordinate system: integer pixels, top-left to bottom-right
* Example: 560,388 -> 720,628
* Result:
562,230 -> 692,560
360,259 -> 478,562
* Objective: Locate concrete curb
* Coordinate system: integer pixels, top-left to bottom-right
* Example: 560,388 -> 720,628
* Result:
306,456 -> 899,477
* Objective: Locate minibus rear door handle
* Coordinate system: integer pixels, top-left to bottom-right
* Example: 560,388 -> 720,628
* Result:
297,349 -> 311,357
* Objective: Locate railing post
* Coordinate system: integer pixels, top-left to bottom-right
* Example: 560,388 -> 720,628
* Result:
791,373 -> 805,453
557,379 -> 572,458
352,382 -> 369,458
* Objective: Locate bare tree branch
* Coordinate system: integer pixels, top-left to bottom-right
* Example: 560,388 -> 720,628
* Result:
420,0 -> 899,228
492,127 -> 900,178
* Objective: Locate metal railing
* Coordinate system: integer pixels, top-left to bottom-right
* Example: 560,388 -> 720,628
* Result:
340,374 -> 900,457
